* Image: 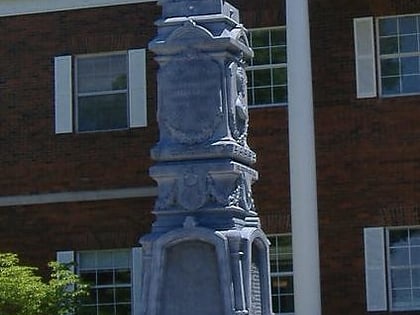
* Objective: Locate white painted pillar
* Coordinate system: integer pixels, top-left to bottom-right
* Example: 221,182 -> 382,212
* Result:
286,0 -> 322,314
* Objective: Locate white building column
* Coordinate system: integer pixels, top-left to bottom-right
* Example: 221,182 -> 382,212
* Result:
286,0 -> 322,314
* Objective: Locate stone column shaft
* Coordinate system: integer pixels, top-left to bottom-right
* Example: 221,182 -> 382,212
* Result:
286,0 -> 322,314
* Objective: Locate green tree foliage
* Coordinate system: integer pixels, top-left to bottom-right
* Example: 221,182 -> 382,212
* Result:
0,253 -> 88,315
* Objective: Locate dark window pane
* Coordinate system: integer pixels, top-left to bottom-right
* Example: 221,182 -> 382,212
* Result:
97,270 -> 114,286
253,48 -> 270,66
270,260 -> 279,273
251,30 -> 270,47
278,234 -> 292,250
268,236 -> 278,247
279,253 -> 293,272
254,88 -> 272,105
381,58 -> 400,76
271,28 -> 286,46
272,67 -> 287,87
399,16 -> 418,34
115,287 -> 131,303
379,18 -> 398,36
80,271 -> 97,286
413,289 -> 420,306
279,276 -> 294,294
380,36 -> 399,54
82,288 -> 98,305
412,268 -> 420,287
253,69 -> 271,87
271,295 -> 280,314
78,94 -> 128,132
391,269 -> 411,288
390,248 -> 409,266
411,229 -> 420,246
402,75 -> 420,93
400,35 -> 418,53
78,55 -> 127,93
112,74 -> 128,90
401,57 -> 419,75
116,304 -> 131,315
392,289 -> 411,306
271,277 -> 281,295
98,305 -> 115,315
79,306 -> 97,315
272,46 -> 287,64
273,86 -> 287,104
382,77 -> 400,95
390,229 -> 409,247
115,269 -> 131,285
411,247 -> 420,265
280,295 -> 295,313
98,288 -> 114,304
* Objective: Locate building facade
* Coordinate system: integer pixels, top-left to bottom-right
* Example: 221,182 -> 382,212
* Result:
0,0 -> 420,314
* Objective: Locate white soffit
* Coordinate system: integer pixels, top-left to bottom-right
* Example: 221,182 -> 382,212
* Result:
0,0 -> 155,17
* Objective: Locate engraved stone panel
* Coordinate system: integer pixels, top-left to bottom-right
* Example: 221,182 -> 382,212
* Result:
160,241 -> 223,315
159,55 -> 223,145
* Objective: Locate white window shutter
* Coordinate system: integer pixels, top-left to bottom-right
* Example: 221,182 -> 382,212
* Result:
364,227 -> 387,311
128,49 -> 147,128
54,56 -> 73,134
354,17 -> 377,98
131,247 -> 143,315
56,250 -> 75,272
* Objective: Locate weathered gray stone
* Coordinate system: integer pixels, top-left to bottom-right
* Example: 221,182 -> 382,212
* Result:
139,1 -> 272,315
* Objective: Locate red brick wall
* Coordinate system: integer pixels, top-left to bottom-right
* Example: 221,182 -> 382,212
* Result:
0,3 -> 160,196
311,0 -> 420,314
0,197 -> 155,276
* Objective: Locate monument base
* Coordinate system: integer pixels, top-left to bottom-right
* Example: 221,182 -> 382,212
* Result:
140,218 -> 272,315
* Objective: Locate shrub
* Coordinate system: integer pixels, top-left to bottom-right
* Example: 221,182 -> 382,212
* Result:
0,253 -> 88,315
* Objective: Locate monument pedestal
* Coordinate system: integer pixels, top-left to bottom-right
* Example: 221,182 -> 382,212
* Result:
140,1 -> 272,315
141,224 -> 271,315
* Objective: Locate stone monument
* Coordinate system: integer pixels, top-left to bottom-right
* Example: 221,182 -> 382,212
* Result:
140,1 -> 272,315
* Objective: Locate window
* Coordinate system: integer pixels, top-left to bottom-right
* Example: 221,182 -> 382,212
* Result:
354,14 -> 420,98
76,54 -> 128,132
364,226 -> 420,312
57,248 -> 142,315
54,49 -> 147,134
378,15 -> 420,96
388,227 -> 420,311
268,234 -> 294,314
247,27 -> 287,107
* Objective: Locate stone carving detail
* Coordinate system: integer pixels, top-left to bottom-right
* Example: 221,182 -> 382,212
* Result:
229,62 -> 249,146
155,169 -> 255,212
178,167 -> 208,210
226,172 -> 255,211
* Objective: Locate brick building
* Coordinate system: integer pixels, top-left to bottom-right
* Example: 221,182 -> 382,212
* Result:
0,0 -> 420,314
